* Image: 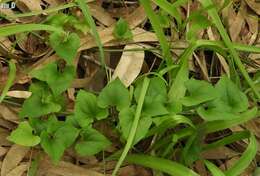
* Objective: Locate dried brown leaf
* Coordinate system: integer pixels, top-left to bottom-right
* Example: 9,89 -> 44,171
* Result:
1,145 -> 29,176
6,163 -> 28,176
112,44 -> 144,87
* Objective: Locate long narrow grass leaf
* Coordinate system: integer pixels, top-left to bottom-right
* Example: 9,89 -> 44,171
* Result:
225,134 -> 257,176
126,154 -> 199,176
112,77 -> 150,176
0,24 -> 64,37
76,0 -> 106,70
139,0 -> 172,66
0,60 -> 16,103
199,0 -> 260,99
204,160 -> 226,176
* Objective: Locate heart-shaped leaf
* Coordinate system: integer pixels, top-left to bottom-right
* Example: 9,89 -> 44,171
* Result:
7,121 -> 41,147
19,82 -> 61,118
49,32 -> 80,64
75,90 -> 108,128
40,124 -> 79,163
119,107 -> 152,144
31,62 -> 75,96
75,127 -> 111,156
97,78 -> 130,111
113,18 -> 133,40
181,79 -> 218,106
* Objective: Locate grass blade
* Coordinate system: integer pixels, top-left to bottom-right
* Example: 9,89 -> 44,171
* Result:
0,60 -> 16,103
199,0 -> 260,99
112,77 -> 150,176
76,0 -> 107,72
204,160 -> 225,176
139,0 -> 172,66
0,24 -> 64,37
225,134 -> 257,176
126,154 -> 199,176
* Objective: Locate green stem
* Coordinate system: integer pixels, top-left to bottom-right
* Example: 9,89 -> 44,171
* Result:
112,77 -> 150,176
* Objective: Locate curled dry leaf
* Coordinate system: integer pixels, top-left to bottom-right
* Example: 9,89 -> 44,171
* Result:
0,147 -> 7,157
0,105 -> 19,123
1,145 -> 29,176
245,0 -> 260,15
112,44 -> 144,87
6,91 -> 32,99
6,163 -> 29,176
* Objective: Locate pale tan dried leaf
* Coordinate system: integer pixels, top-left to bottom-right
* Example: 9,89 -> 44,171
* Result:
1,145 -> 29,176
112,44 -> 144,87
245,0 -> 260,15
0,105 -> 19,123
0,147 -> 7,157
228,9 -> 245,42
0,128 -> 12,146
88,3 -> 115,26
41,159 -> 104,176
16,0 -> 42,12
6,163 -> 28,176
193,52 -> 209,81
6,91 -> 32,99
0,118 -> 16,130
202,146 -> 239,159
80,5 -> 155,51
207,27 -> 230,76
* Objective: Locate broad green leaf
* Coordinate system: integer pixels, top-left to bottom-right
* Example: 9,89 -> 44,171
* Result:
45,13 -> 70,28
97,78 -> 130,111
225,134 -> 257,176
19,82 -> 61,118
119,107 -> 152,144
214,76 -> 248,113
126,154 -> 199,176
135,77 -> 168,116
49,32 -> 80,64
197,76 -> 249,121
75,90 -> 108,128
204,160 -> 225,176
181,79 -> 218,106
40,124 -> 79,163
7,121 -> 41,147
113,18 -> 133,40
31,62 -> 75,96
75,127 -> 111,156
199,107 -> 257,133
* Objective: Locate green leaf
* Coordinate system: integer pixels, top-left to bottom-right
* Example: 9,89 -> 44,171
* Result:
45,13 -> 70,28
126,154 -> 199,176
197,76 -> 249,121
7,121 -> 41,147
181,79 -> 218,106
135,77 -> 168,116
97,78 -> 130,111
31,62 -> 75,96
186,13 -> 211,42
119,107 -> 152,144
40,124 -> 79,163
19,82 -> 61,118
75,90 -> 108,128
113,18 -> 133,40
49,32 -> 80,64
225,134 -> 257,176
204,160 -> 225,176
75,127 -> 111,156
214,76 -> 248,113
